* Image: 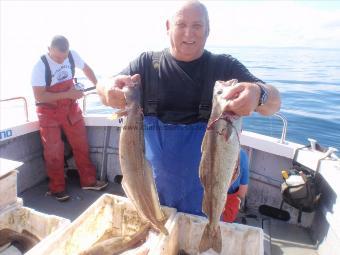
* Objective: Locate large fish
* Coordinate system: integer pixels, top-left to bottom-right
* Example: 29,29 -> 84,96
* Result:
0,228 -> 40,253
79,223 -> 150,255
198,79 -> 242,254
118,77 -> 168,235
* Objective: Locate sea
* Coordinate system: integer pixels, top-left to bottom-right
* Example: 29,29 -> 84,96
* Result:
1,46 -> 339,151
86,46 -> 340,152
219,46 -> 340,152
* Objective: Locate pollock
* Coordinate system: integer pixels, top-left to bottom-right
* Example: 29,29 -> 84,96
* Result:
118,77 -> 168,235
198,79 -> 242,253
79,223 -> 151,255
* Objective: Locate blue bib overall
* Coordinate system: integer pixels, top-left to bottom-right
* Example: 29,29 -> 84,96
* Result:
144,116 -> 206,215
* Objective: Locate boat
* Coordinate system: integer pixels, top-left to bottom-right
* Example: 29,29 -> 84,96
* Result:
0,94 -> 339,255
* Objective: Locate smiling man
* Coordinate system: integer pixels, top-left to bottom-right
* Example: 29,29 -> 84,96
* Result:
167,1 -> 209,62
97,0 -> 281,215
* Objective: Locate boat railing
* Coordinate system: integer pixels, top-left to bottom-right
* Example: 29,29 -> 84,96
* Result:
0,97 -> 29,122
274,112 -> 287,144
82,92 -> 98,115
82,92 -> 289,144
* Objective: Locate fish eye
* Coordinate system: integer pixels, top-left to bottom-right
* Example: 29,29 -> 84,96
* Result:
217,90 -> 223,95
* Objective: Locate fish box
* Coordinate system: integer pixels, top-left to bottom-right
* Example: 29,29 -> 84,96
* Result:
0,204 -> 70,254
33,194 -> 177,255
0,158 -> 22,210
152,212 -> 264,255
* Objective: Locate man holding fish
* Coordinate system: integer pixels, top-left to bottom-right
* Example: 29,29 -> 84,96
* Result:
97,0 -> 280,237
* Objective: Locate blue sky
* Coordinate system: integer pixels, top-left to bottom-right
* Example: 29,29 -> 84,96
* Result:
1,0 -> 340,101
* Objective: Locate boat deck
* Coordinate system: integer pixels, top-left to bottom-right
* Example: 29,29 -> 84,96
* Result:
19,173 -> 318,255
235,210 -> 318,255
20,172 -> 125,221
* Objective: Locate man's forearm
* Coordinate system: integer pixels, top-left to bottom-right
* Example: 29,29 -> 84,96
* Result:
83,64 -> 98,85
33,89 -> 69,103
32,86 -> 82,103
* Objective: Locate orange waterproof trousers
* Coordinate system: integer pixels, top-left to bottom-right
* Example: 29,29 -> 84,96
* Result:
36,80 -> 96,193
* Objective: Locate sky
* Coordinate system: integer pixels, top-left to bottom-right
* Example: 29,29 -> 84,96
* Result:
1,0 -> 340,104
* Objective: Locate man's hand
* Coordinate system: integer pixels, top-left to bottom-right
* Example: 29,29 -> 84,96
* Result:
68,86 -> 84,100
96,74 -> 140,109
223,81 -> 281,116
223,82 -> 260,116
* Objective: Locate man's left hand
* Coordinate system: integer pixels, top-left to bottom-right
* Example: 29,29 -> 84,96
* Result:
223,82 -> 260,116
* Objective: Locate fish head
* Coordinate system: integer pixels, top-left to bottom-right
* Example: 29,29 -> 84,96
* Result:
122,76 -> 142,108
212,79 -> 238,115
208,79 -> 240,139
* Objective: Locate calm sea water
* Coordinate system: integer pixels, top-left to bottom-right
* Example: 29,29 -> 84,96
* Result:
79,47 -> 340,151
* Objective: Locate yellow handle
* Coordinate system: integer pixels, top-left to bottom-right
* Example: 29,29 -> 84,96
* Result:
281,170 -> 289,179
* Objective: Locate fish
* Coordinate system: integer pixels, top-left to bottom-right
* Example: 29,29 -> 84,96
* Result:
178,249 -> 191,255
79,223 -> 150,255
0,228 -> 40,253
198,79 -> 242,254
118,77 -> 168,235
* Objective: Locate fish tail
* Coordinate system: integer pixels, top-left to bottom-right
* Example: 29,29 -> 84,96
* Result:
199,224 -> 222,254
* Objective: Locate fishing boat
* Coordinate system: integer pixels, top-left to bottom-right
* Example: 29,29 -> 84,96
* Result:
0,94 -> 339,255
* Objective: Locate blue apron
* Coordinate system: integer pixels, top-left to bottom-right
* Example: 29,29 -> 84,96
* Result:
144,116 -> 206,215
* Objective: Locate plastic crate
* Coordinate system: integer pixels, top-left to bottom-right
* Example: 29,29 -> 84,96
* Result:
152,212 -> 264,255
32,194 -> 177,255
0,203 -> 70,254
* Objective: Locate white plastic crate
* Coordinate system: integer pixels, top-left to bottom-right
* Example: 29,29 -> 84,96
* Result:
0,158 -> 21,210
32,194 -> 177,255
0,204 -> 70,254
152,212 -> 264,255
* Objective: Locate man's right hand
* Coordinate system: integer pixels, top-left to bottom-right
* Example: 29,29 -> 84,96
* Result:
96,74 -> 140,109
68,86 -> 84,100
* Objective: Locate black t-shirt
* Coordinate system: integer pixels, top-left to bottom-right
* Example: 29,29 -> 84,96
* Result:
120,48 -> 262,124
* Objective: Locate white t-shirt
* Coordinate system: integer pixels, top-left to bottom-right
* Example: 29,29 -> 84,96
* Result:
31,50 -> 85,87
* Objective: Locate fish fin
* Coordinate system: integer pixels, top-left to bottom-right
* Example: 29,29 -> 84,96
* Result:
199,224 -> 222,254
212,225 -> 222,253
199,224 -> 211,253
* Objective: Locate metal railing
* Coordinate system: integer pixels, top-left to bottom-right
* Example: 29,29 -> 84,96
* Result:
82,92 -> 288,144
273,112 -> 288,144
0,96 -> 29,122
82,91 -> 98,115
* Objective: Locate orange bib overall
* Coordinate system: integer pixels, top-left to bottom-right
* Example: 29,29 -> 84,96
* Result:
36,79 -> 96,193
